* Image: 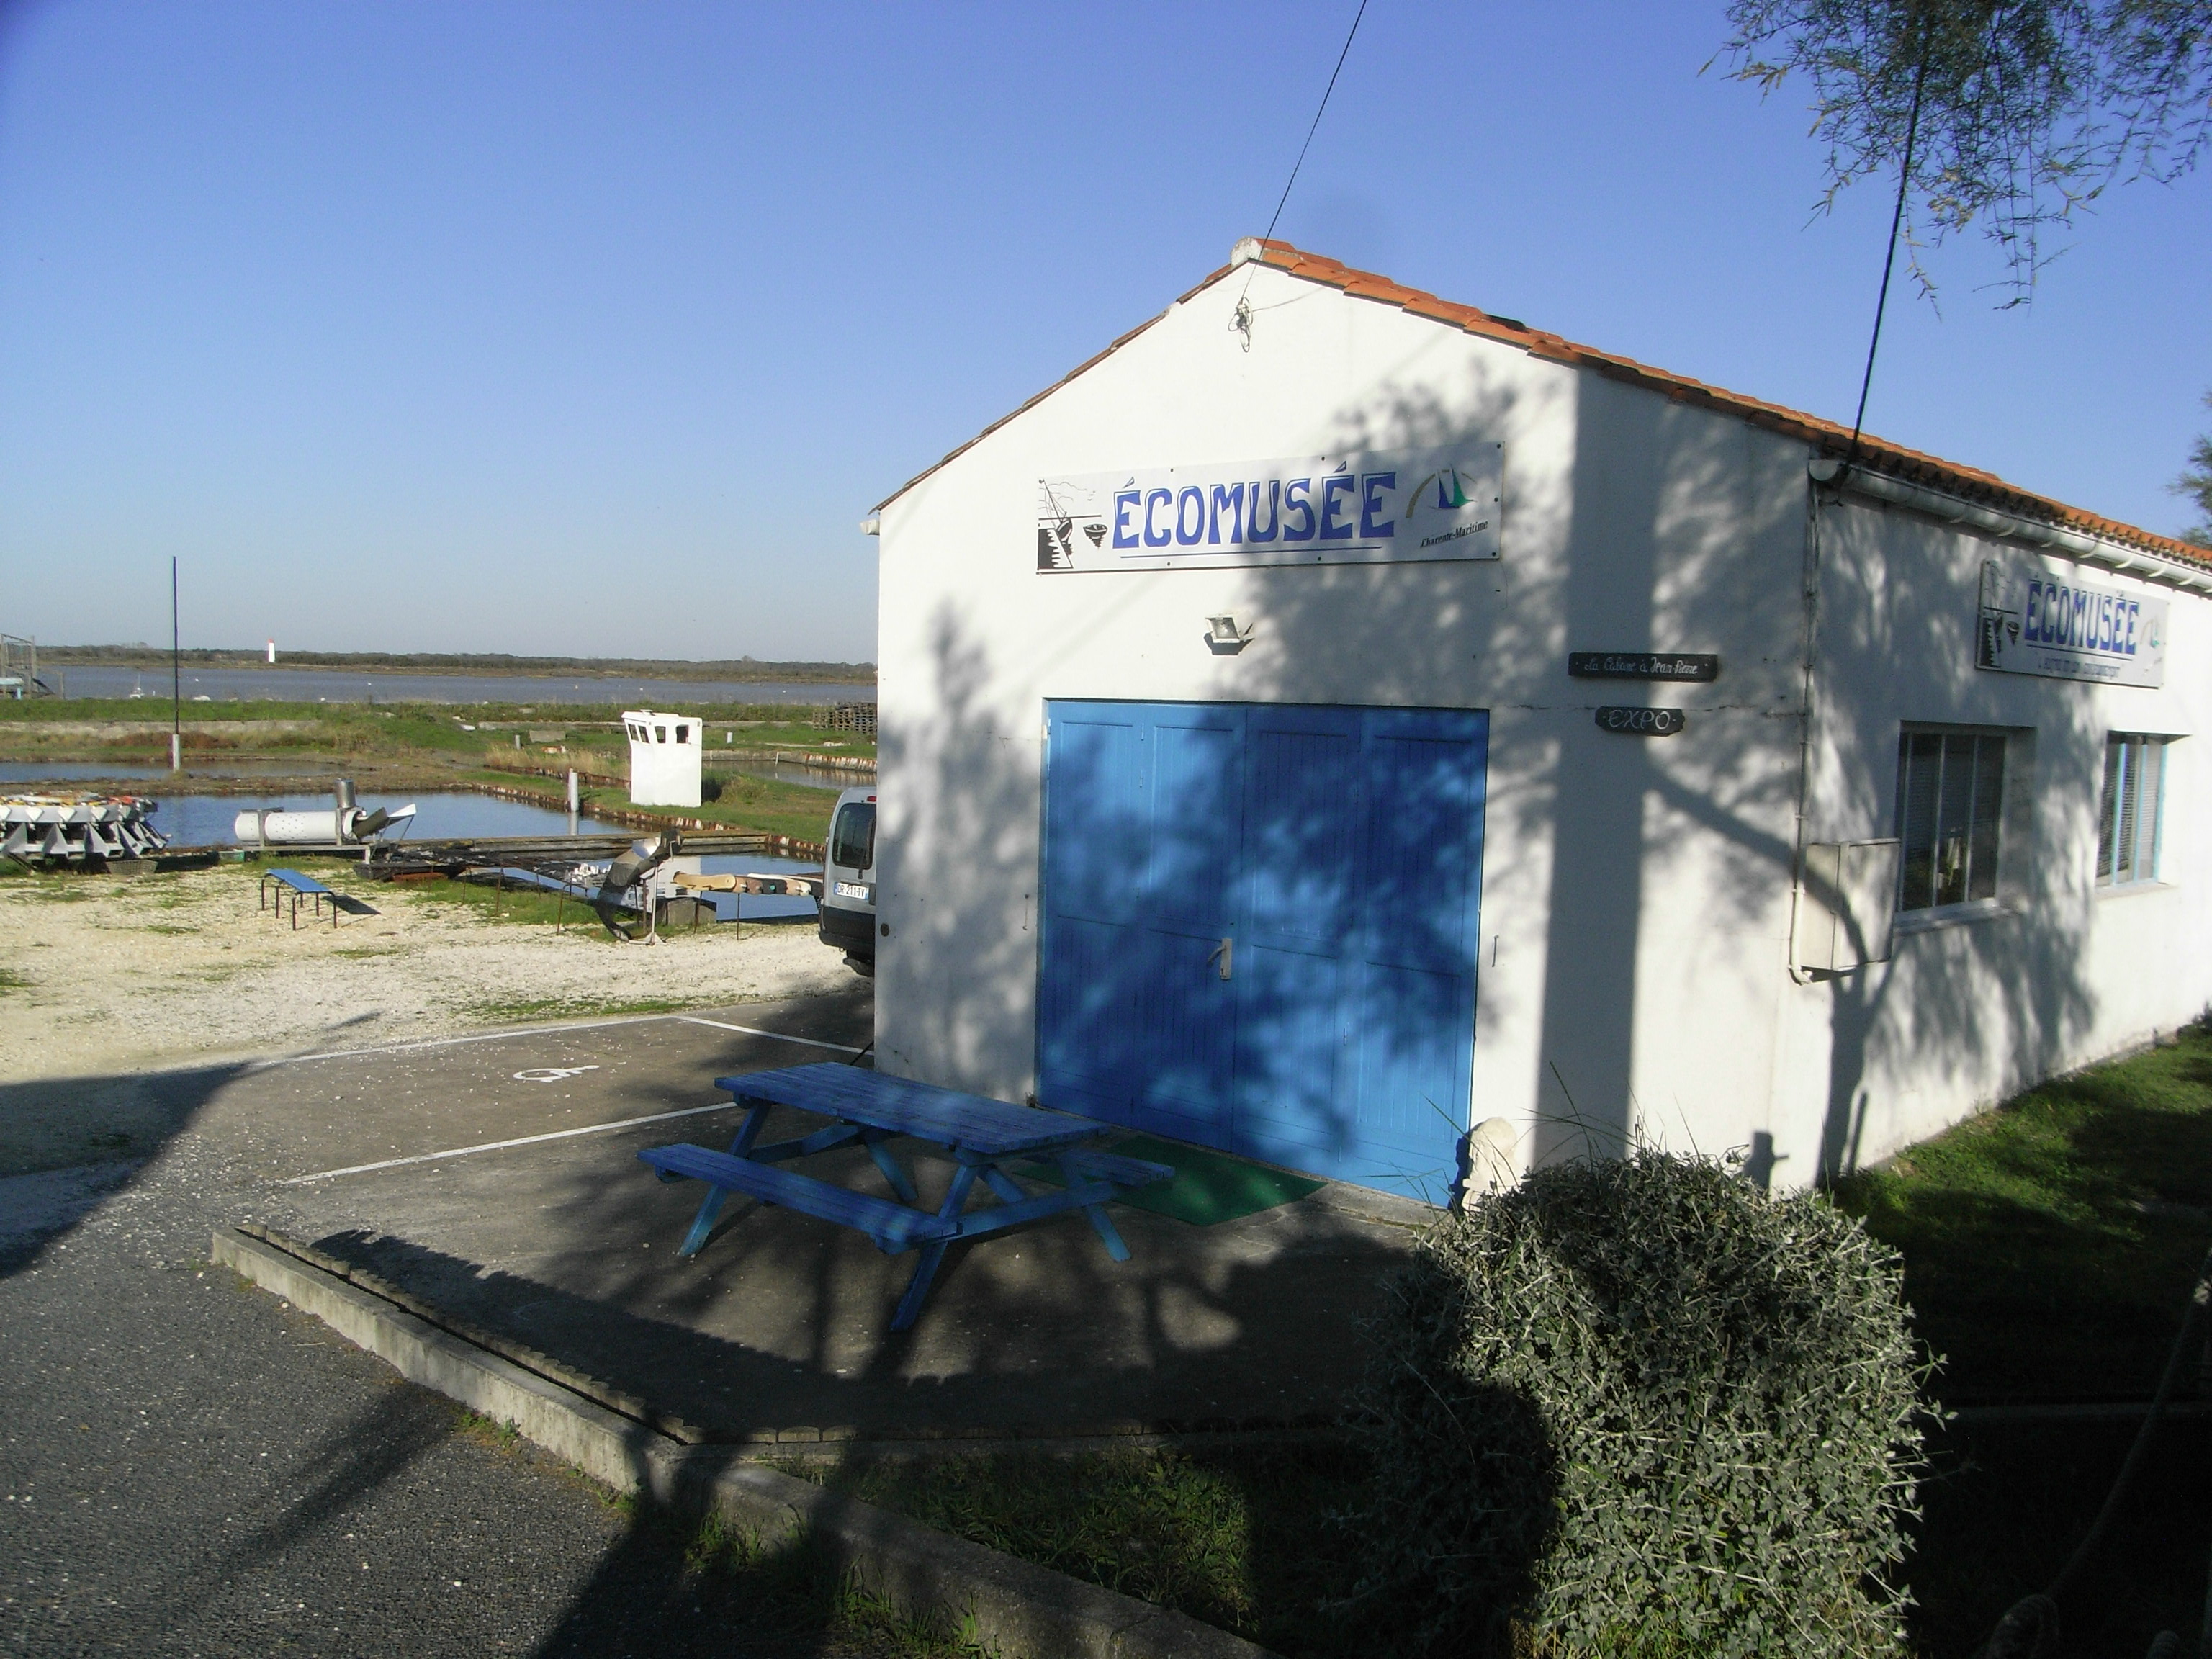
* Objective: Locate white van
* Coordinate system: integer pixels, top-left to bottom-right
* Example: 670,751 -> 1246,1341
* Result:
819,786 -> 876,975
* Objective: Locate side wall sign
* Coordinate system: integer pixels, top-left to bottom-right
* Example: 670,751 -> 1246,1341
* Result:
1977,559 -> 2167,688
1036,446 -> 1503,572
1568,652 -> 1719,682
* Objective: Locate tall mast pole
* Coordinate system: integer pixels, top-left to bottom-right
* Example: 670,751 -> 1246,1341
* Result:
171,557 -> 181,772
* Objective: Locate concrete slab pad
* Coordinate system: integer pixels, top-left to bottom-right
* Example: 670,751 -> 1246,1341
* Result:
218,989 -> 1425,1443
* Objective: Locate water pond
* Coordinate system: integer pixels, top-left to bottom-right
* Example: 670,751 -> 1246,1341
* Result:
45,667 -> 873,706
143,791 -> 627,846
716,759 -> 865,793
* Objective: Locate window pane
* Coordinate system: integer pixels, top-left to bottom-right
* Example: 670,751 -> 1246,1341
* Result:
1898,734 -> 1942,911
2097,738 -> 2123,883
1936,735 -> 1976,906
1968,736 -> 2004,902
831,801 -> 876,871
2118,739 -> 2142,884
2143,742 -> 2164,881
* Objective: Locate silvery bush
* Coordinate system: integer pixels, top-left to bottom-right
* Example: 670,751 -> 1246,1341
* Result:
1346,1151 -> 1930,1657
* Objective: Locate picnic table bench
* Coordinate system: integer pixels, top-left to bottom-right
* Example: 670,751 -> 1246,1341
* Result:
638,1064 -> 1174,1330
260,867 -> 341,930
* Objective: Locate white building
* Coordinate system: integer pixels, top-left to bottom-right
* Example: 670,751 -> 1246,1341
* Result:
865,238 -> 2212,1202
623,709 -> 702,809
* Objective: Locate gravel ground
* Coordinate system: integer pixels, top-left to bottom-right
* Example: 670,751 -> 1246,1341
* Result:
0,862 -> 851,1088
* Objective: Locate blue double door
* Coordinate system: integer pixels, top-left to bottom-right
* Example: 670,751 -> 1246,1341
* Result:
1037,700 -> 1488,1201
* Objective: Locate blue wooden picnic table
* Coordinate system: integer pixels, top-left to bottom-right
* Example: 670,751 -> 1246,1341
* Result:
638,1063 -> 1174,1331
260,867 -> 341,930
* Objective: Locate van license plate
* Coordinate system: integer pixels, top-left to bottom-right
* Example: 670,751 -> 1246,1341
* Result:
835,881 -> 871,901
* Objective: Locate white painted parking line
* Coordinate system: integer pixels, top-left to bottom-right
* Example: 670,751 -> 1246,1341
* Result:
250,1014 -> 673,1069
279,1100 -> 742,1185
675,1016 -> 867,1056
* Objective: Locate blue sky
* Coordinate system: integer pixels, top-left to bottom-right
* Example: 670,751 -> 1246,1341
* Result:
2,1 -> 2206,662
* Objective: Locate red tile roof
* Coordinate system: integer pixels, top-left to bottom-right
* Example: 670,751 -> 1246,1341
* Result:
877,238 -> 2211,570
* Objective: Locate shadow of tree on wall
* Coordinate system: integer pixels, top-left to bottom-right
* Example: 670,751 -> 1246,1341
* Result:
1311,357 -> 2111,1185
1804,485 -> 2105,1184
873,608 -> 1058,1104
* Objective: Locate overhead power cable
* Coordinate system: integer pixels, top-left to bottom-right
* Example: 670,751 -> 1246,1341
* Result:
1844,51 -> 1928,468
1260,0 -> 1370,247
1235,0 -> 1370,350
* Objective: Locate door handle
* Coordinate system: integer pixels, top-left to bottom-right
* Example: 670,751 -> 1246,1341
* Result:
1208,937 -> 1233,981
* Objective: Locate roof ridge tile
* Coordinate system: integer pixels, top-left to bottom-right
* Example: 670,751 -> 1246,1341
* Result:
1240,241 -> 2207,568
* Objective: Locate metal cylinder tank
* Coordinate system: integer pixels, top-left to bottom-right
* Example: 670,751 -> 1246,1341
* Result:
233,809 -> 364,845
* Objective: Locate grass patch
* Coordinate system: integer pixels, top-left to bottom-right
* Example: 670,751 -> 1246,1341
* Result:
794,1444 -> 1367,1656
444,1397 -> 970,1656
678,1510 -> 988,1657
1823,1033 -> 2212,1652
1833,1022 -> 2212,1403
0,874 -> 102,903
399,873 -> 602,930
464,764 -> 838,845
0,966 -> 30,994
140,922 -> 197,935
457,1409 -> 523,1452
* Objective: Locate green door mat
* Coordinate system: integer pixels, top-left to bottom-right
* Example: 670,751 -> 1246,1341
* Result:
1021,1134 -> 1325,1226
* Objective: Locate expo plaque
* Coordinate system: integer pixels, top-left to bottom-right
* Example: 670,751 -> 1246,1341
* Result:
1594,706 -> 1686,737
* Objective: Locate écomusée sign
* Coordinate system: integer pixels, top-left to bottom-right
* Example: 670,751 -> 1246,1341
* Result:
1977,558 -> 2167,688
1036,446 -> 1503,572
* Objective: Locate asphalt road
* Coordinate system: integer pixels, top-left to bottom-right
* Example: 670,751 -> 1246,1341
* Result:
0,1005 -> 902,1659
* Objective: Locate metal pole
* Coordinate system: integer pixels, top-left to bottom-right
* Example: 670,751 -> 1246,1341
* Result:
171,557 -> 181,773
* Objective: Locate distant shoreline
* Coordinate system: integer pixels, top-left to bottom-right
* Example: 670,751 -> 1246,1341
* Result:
31,647 -> 876,684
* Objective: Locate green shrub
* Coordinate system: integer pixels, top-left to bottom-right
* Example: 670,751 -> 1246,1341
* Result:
1346,1151 -> 1930,1658
700,771 -> 725,803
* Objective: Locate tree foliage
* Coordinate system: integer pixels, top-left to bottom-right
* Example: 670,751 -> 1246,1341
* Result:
2177,390 -> 2212,546
1718,0 -> 2212,296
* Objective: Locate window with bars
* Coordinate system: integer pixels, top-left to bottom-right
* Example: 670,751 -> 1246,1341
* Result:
2097,734 -> 2167,887
1894,730 -> 2007,914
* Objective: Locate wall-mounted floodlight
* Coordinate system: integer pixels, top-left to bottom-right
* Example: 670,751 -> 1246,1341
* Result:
1205,615 -> 1256,654
859,515 -> 881,536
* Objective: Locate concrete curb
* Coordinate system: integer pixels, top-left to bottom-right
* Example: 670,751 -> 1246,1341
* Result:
230,1222 -> 1347,1458
212,1227 -> 1278,1659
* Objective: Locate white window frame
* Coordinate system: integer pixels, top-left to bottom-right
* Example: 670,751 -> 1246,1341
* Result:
2096,733 -> 2172,891
1893,724 -> 2026,928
